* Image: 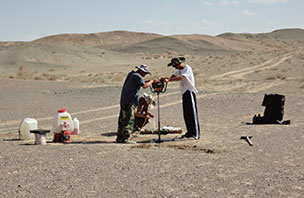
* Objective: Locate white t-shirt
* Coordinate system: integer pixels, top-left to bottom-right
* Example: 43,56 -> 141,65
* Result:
174,64 -> 198,94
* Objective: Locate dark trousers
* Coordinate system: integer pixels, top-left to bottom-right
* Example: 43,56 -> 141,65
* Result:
182,90 -> 200,139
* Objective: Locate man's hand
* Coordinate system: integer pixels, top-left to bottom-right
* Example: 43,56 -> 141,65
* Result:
142,79 -> 154,89
160,77 -> 169,83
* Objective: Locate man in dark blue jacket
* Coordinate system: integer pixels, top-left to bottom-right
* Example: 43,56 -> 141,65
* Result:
116,65 -> 154,144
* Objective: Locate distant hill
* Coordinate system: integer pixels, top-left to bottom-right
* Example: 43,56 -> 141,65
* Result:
30,30 -> 272,55
217,28 -> 304,43
114,32 -> 271,55
32,31 -> 163,48
0,29 -> 301,79
113,36 -> 232,55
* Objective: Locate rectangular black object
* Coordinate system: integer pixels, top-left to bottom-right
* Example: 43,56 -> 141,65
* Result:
30,129 -> 50,134
262,94 -> 285,107
262,94 -> 285,124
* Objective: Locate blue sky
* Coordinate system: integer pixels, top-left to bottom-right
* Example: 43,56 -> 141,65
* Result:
0,0 -> 303,41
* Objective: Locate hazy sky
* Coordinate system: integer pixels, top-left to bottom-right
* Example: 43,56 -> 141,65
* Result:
0,0 -> 303,41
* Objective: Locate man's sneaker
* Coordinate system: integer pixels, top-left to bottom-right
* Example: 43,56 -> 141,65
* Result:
116,139 -> 137,144
126,140 -> 137,144
180,135 -> 198,140
124,139 -> 137,144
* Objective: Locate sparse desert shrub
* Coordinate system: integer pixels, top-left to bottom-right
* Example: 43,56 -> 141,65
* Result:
254,70 -> 262,73
17,65 -> 31,79
265,74 -> 286,80
17,65 -> 25,78
285,59 -> 292,64
42,73 -> 58,81
110,72 -> 125,82
153,55 -> 161,59
167,51 -> 174,55
34,76 -> 42,80
300,79 -> 304,88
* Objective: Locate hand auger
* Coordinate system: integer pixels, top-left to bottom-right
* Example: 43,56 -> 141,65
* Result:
150,79 -> 168,143
150,79 -> 167,94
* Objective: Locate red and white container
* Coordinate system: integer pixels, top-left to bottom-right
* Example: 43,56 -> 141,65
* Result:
52,109 -> 74,133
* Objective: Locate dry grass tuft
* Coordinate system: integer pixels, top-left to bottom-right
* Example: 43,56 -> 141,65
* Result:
300,79 -> 304,89
16,65 -> 30,79
265,74 -> 287,80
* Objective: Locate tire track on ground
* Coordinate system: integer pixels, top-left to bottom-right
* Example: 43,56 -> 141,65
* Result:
205,53 -> 293,93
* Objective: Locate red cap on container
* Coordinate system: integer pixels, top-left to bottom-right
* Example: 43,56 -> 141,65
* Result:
57,109 -> 66,113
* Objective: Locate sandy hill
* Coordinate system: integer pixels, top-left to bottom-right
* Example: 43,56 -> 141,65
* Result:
115,35 -> 231,55
113,33 -> 272,55
32,31 -> 163,48
0,30 -> 262,74
0,29 -> 303,83
217,28 -> 304,43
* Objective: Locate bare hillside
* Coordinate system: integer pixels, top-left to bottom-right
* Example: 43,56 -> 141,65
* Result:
217,28 -> 304,43
0,29 -> 303,85
32,31 -> 163,48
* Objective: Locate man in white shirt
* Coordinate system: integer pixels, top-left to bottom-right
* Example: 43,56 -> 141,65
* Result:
162,57 -> 200,139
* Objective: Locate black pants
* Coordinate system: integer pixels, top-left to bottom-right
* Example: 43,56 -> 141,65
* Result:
182,90 -> 200,139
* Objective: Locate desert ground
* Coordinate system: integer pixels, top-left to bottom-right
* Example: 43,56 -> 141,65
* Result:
0,29 -> 304,197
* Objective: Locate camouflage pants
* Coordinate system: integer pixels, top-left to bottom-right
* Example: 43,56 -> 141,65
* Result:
116,104 -> 136,142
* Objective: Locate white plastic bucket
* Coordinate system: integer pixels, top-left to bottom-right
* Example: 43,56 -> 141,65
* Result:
19,118 -> 37,140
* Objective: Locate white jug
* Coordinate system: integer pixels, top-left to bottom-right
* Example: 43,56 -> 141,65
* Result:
19,118 -> 37,140
72,118 -> 80,135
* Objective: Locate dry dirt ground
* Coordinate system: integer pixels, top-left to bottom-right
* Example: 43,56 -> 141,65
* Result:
1,61 -> 304,197
1,31 -> 304,197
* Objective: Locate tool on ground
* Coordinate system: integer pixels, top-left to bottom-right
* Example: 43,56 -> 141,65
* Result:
140,125 -> 182,135
30,129 -> 50,145
240,136 -> 253,146
150,79 -> 168,143
52,109 -> 79,143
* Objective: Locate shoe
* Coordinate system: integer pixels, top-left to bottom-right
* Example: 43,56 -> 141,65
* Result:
116,139 -> 137,144
181,134 -> 192,138
124,140 -> 137,144
180,135 -> 198,140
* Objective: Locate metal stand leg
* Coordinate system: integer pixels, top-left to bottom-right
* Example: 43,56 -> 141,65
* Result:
155,93 -> 163,143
